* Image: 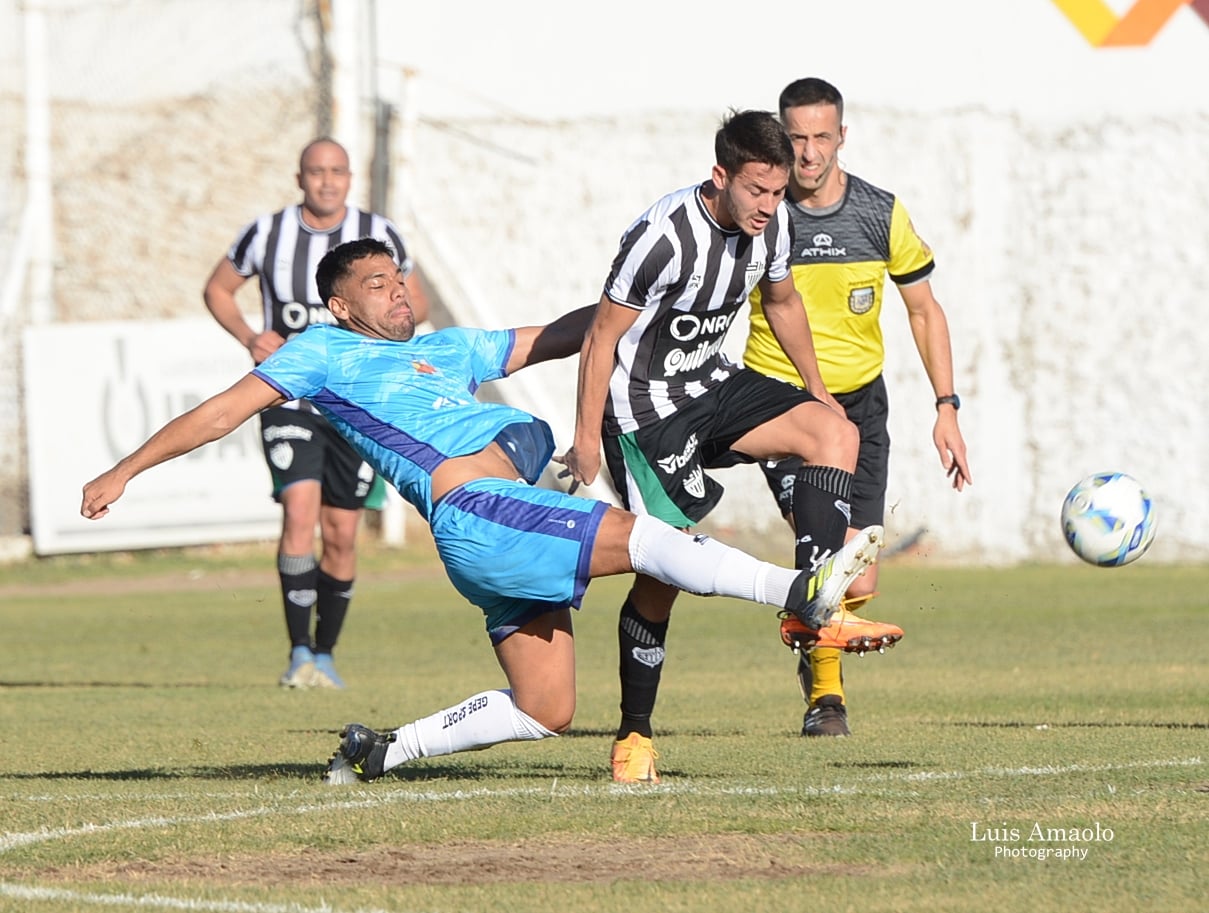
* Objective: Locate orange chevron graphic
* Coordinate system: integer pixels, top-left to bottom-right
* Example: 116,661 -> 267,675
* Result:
1052,0 -> 1209,46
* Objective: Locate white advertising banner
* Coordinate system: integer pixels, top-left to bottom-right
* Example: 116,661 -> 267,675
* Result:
23,319 -> 280,555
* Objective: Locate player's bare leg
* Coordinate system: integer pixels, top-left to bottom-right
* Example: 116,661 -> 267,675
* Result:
325,611 -> 574,785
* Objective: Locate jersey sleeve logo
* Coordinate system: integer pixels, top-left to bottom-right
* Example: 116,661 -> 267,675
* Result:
907,219 -> 933,257
744,259 -> 766,289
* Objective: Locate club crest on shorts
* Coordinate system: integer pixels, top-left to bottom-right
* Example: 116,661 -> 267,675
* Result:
270,441 -> 294,470
682,466 -> 706,499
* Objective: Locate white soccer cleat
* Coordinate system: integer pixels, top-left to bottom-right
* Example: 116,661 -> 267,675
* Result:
789,525 -> 884,630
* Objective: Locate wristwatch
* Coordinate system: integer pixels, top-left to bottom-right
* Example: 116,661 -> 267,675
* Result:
935,394 -> 961,410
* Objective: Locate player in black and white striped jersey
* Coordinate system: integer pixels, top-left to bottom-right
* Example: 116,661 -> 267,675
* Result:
561,111 -> 903,783
203,137 -> 429,690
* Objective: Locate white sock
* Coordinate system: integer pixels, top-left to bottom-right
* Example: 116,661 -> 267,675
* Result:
382,689 -> 556,771
627,514 -> 797,608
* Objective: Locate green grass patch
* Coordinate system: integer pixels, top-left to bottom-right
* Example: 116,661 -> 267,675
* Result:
1,543 -> 1206,912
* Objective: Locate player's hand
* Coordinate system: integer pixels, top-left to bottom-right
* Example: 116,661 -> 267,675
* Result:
553,447 -> 599,495
933,417 -> 972,492
81,468 -> 129,520
816,389 -> 847,418
248,330 -> 286,365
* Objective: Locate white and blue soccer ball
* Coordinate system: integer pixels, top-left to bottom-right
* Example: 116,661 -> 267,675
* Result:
1061,472 -> 1157,567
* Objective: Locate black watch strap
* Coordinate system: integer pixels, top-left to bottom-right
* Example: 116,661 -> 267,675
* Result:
935,394 -> 961,410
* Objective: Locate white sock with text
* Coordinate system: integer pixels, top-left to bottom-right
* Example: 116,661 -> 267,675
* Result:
382,689 -> 555,771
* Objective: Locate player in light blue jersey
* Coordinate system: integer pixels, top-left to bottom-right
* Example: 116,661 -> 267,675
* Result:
81,238 -> 884,784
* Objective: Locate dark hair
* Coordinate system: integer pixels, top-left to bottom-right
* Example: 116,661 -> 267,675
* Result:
778,78 -> 844,122
316,237 -> 395,305
714,109 -> 793,174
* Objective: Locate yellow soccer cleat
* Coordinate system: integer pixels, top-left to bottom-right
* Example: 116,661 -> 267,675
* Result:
610,732 -> 661,784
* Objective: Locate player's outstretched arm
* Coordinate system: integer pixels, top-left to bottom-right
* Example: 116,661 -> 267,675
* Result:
506,303 -> 597,372
564,296 -> 639,488
81,374 -> 283,520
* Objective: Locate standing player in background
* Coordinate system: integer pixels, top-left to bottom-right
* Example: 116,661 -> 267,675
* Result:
561,110 -> 903,784
202,137 -> 430,690
744,78 -> 972,737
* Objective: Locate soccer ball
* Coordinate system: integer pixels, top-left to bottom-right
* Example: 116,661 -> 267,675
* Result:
1061,472 -> 1156,567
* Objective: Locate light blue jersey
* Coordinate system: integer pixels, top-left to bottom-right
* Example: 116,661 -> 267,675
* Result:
252,325 -> 550,522
252,323 -> 608,638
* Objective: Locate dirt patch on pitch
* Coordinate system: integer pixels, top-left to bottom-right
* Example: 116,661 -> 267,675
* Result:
36,833 -> 884,887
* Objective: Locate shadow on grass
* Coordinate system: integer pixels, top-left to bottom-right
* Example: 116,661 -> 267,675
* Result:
287,725 -> 748,739
940,720 -> 1208,730
1,764 -> 326,781
0,680 -> 226,689
1,760 -> 619,784
828,760 -> 919,769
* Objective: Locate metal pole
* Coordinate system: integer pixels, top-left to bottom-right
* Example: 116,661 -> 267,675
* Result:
330,0 -> 364,205
24,0 -> 54,324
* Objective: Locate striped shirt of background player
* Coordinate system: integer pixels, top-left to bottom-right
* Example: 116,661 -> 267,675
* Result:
227,205 -> 411,411
601,184 -> 793,435
228,205 -> 411,340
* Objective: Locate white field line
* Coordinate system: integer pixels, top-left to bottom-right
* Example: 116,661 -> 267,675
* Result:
2,755 -> 1200,856
0,882 -> 408,913
0,756 -> 1200,912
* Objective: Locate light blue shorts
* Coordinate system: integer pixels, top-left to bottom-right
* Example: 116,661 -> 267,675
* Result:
430,478 -> 611,643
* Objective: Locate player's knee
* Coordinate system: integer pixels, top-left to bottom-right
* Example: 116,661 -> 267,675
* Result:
833,414 -> 860,460
811,411 -> 858,468
525,698 -> 576,734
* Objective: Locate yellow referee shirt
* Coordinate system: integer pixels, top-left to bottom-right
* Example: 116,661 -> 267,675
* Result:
744,174 -> 934,394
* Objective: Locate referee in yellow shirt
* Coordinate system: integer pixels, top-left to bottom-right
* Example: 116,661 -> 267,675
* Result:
745,78 -> 973,736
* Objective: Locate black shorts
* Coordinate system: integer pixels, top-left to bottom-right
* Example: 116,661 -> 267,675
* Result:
259,406 -> 374,510
602,368 -> 817,527
761,374 -> 890,528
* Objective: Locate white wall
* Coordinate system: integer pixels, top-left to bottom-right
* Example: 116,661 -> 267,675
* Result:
379,1 -> 1209,564
376,0 -> 1209,120
2,0 -> 1205,562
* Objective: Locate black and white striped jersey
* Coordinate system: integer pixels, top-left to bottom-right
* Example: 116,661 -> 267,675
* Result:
601,183 -> 794,435
227,205 -> 411,341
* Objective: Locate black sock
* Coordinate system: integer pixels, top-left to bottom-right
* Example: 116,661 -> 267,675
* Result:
314,570 -> 354,654
617,596 -> 669,740
277,553 -> 318,649
792,466 -> 853,571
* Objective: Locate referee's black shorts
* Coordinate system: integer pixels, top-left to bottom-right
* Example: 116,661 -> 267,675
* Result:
761,374 -> 890,529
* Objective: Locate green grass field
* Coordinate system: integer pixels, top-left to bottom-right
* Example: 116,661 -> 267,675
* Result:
1,539 -> 1205,913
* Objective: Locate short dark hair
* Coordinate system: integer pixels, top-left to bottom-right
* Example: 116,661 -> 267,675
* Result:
316,237 -> 395,306
778,78 -> 844,122
714,109 -> 793,174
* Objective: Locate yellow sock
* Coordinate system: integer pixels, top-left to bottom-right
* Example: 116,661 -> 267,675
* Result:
809,648 -> 844,704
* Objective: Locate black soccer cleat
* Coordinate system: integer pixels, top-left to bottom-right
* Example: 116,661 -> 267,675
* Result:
323,723 -> 395,785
